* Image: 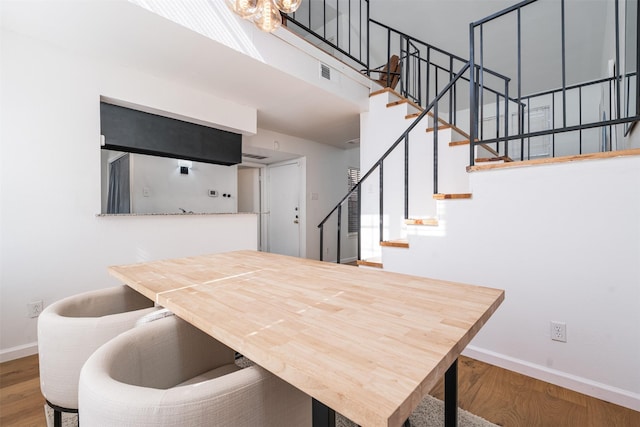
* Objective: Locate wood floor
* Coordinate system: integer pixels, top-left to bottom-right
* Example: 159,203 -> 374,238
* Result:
1,354 -> 639,426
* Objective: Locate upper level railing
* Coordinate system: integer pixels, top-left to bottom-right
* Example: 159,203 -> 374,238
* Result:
283,0 -> 511,122
468,0 -> 639,166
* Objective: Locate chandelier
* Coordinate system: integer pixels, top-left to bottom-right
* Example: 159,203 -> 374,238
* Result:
227,0 -> 302,33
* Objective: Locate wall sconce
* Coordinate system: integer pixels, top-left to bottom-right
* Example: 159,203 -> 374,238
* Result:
178,160 -> 193,175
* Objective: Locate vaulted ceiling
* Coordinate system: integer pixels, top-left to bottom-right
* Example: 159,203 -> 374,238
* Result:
2,0 -> 615,151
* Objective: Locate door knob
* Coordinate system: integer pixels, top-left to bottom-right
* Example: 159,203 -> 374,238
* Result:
294,220 -> 299,224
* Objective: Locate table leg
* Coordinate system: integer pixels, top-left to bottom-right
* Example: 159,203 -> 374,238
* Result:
444,358 -> 458,427
312,398 -> 336,427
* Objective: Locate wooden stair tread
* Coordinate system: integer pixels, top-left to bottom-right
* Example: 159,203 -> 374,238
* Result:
356,258 -> 383,268
380,239 -> 409,248
426,124 -> 453,133
449,139 -> 472,147
370,87 -> 393,98
433,193 -> 472,200
405,218 -> 439,226
475,156 -> 508,163
468,148 -> 640,172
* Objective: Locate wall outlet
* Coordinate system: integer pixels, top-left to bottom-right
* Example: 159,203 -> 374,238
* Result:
28,301 -> 44,318
550,321 -> 567,342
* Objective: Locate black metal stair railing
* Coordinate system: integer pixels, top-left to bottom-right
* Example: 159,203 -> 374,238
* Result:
305,0 -> 638,263
318,62 -> 471,263
475,71 -> 638,161
468,0 -> 640,166
283,0 -> 370,72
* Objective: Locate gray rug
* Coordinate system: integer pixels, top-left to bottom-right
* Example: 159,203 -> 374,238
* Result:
335,394 -> 498,427
44,404 -> 76,427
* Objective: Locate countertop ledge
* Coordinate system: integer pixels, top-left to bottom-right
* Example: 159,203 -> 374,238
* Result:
96,212 -> 259,217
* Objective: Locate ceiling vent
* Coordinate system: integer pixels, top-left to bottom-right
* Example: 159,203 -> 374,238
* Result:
320,63 -> 331,81
242,153 -> 269,160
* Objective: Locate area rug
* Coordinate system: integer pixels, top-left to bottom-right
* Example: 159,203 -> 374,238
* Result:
335,394 -> 498,427
44,404 -> 77,427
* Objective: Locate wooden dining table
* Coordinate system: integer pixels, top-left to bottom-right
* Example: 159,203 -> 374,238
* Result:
108,250 -> 504,427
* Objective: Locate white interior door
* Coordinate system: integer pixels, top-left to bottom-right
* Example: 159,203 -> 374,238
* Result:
267,161 -> 300,257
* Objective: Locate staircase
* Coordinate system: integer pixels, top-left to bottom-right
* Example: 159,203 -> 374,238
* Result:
357,88 -> 476,268
305,1 -> 640,410
312,0 -> 638,266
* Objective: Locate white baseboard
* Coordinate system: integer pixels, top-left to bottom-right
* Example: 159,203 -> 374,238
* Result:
463,345 -> 640,412
0,342 -> 38,363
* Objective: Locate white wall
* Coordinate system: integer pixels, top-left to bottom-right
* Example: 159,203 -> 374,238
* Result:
0,29 -> 259,361
243,129 -> 359,262
129,154 -> 238,214
382,156 -> 640,410
237,168 -> 260,213
362,79 -> 640,409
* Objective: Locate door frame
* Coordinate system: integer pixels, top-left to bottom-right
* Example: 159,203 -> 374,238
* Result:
265,158 -> 306,258
237,162 -> 267,251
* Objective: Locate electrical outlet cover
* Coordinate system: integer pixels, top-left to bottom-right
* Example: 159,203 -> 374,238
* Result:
550,321 -> 567,342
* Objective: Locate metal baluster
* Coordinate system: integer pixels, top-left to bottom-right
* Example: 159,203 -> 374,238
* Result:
480,24 -> 484,141
552,93 -> 556,156
561,0 -> 567,127
426,47 -> 431,104
323,0 -> 326,39
434,101 -> 439,195
614,0 -> 621,122
379,162 -> 384,243
404,135 -> 409,220
336,204 -> 341,264
348,0 -> 351,56
336,0 -> 339,54
469,24 -> 477,167
449,56 -> 454,121
319,224 -> 324,261
504,80 -> 509,159
518,7 -> 523,160
579,86 -> 583,153
357,185 -> 361,262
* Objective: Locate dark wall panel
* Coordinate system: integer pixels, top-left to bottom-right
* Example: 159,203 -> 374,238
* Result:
100,102 -> 241,166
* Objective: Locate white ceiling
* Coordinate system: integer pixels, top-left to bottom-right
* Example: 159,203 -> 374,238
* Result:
0,0 -> 365,150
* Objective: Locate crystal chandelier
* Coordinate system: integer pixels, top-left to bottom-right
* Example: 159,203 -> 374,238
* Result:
227,0 -> 302,33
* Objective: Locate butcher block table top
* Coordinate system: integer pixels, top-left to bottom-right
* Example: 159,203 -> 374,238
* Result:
108,250 -> 504,427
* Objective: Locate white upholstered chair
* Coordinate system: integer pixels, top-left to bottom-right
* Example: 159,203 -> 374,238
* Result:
78,315 -> 312,426
38,285 -> 158,426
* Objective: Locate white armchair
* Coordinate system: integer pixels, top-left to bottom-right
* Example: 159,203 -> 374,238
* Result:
37,285 -> 158,426
78,315 -> 312,426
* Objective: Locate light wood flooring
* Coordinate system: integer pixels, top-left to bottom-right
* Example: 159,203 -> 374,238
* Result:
1,354 -> 639,426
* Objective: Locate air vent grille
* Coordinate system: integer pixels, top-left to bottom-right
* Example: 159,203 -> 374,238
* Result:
320,63 -> 331,80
